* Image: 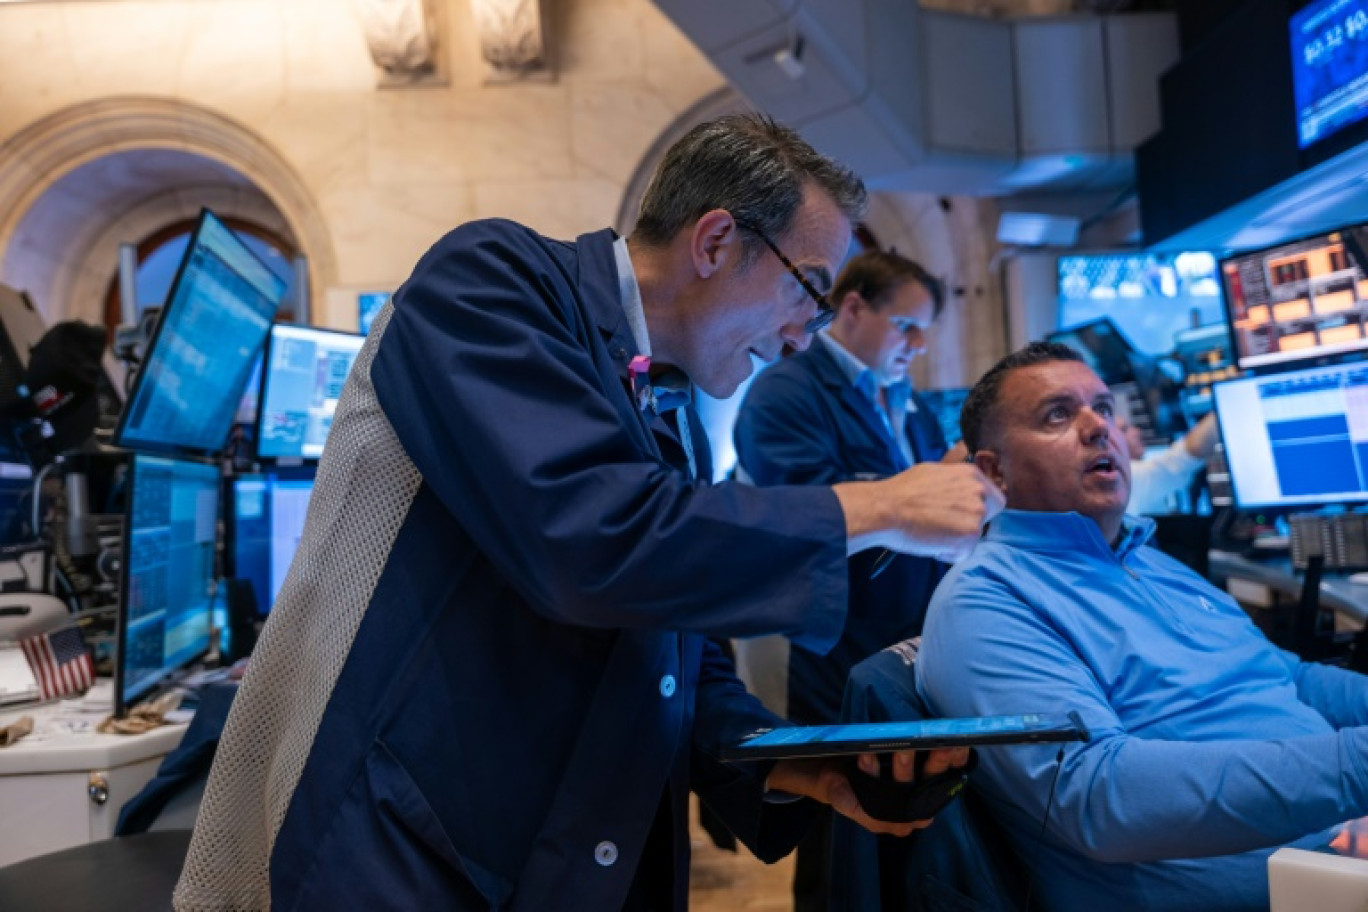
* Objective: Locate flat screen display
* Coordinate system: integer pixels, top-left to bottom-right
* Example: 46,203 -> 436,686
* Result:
1221,226 -> 1368,370
919,388 -> 970,447
1214,359 -> 1368,509
256,325 -> 363,461
116,454 -> 220,715
1292,0 -> 1368,149
229,470 -> 314,615
114,211 -> 286,456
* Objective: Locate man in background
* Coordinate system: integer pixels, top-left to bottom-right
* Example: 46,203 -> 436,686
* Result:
733,249 -> 959,911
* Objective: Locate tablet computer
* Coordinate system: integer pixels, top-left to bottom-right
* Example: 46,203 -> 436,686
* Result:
721,712 -> 1089,762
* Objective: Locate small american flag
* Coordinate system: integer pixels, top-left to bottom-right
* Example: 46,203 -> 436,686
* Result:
19,625 -> 94,702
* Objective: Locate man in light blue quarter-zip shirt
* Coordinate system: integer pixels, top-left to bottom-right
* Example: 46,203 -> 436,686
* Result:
916,341 -> 1368,912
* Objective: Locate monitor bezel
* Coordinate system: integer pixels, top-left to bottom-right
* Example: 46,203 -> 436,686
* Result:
1218,221 -> 1368,375
1212,362 -> 1368,511
112,209 -> 285,459
1045,316 -> 1141,386
253,323 -> 364,464
115,452 -> 220,718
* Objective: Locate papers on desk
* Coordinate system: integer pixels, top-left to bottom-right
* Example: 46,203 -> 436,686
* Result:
0,645 -> 38,706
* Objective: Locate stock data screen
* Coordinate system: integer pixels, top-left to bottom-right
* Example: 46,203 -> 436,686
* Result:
231,472 -> 314,614
257,325 -> 363,460
1292,0 -> 1368,148
115,211 -> 285,455
120,455 -> 220,711
1215,361 -> 1368,508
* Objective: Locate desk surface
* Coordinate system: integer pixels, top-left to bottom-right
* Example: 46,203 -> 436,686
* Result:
1210,550 -> 1368,624
0,689 -> 187,775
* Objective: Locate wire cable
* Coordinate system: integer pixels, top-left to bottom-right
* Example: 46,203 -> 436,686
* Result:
1023,746 -> 1067,912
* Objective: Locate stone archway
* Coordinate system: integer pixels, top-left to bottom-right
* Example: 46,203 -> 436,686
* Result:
0,96 -> 335,323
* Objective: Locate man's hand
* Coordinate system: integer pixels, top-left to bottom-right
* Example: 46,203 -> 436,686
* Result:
835,463 -> 1005,563
765,748 -> 971,836
940,441 -> 970,465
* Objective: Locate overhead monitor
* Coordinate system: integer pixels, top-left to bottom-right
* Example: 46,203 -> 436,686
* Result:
1222,225 -> 1368,371
1213,359 -> 1368,509
1047,318 -> 1138,386
116,454 -> 220,716
918,388 -> 969,447
114,211 -> 286,456
229,469 -> 314,615
256,324 -> 363,461
1291,0 -> 1368,149
1057,251 -> 1222,356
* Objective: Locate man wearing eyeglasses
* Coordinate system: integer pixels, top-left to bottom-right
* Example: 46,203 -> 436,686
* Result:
177,114 -> 1001,912
732,249 -> 963,911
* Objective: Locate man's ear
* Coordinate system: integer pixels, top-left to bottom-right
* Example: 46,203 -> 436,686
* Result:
974,448 -> 1007,496
689,209 -> 740,280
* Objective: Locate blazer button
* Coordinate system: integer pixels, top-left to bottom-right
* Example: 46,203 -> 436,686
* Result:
659,674 -> 676,698
595,840 -> 618,867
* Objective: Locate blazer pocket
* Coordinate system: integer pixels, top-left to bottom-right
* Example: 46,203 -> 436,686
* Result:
290,739 -> 515,911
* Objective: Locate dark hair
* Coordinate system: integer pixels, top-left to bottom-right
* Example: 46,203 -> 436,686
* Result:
631,113 -> 867,267
960,341 -> 1084,453
830,249 -> 945,318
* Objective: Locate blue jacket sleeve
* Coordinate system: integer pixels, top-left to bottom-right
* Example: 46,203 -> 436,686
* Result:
370,223 -> 848,650
917,570 -> 1368,864
688,638 -> 816,862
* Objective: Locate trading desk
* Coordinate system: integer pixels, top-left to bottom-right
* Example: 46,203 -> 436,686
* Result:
0,691 -> 187,866
1210,550 -> 1368,629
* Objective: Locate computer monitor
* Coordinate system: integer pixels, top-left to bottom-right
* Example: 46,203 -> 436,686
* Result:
114,211 -> 286,456
918,388 -> 969,447
228,469 -> 314,615
1213,359 -> 1368,510
256,324 -> 363,461
116,454 -> 220,716
1221,225 -> 1368,372
1047,318 -> 1138,386
1290,0 -> 1368,150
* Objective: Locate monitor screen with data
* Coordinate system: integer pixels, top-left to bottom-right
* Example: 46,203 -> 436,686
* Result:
256,325 -> 363,461
1214,359 -> 1368,509
116,454 -> 220,716
229,470 -> 314,615
114,211 -> 285,456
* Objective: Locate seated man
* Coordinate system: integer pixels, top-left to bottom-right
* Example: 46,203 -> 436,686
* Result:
916,341 -> 1368,912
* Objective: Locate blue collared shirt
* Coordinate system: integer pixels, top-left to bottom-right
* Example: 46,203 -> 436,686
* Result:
917,509 -> 1368,911
816,332 -> 915,469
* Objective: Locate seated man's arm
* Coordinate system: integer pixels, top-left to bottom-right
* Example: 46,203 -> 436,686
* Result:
916,572 -> 1368,865
1292,657 -> 1368,728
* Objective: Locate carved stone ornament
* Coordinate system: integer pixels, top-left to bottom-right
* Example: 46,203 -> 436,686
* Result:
470,0 -> 550,81
352,0 -> 447,86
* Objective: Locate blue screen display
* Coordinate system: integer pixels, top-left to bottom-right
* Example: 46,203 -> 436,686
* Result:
231,471 -> 314,614
919,388 -> 970,446
1215,360 -> 1368,508
257,325 -> 364,460
119,455 -> 220,712
1292,0 -> 1368,149
115,211 -> 286,455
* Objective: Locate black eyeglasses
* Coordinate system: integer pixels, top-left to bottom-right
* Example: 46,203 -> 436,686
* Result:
733,217 -> 836,335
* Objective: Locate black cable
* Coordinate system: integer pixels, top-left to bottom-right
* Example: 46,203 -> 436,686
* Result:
1023,746 -> 1067,912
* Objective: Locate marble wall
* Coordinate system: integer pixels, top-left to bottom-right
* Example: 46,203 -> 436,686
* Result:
0,0 -> 1009,384
0,0 -> 725,328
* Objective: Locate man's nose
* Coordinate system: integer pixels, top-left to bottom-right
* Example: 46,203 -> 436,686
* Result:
1080,408 -> 1112,443
782,320 -> 813,352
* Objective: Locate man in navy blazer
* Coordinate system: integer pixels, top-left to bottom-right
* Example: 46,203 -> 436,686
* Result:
177,116 -> 1001,912
734,249 -> 957,911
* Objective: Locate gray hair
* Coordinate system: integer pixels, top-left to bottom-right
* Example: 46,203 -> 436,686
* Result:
631,113 -> 867,268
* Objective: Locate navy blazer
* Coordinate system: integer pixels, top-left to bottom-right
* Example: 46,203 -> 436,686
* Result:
733,340 -> 949,724
260,222 -> 854,911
